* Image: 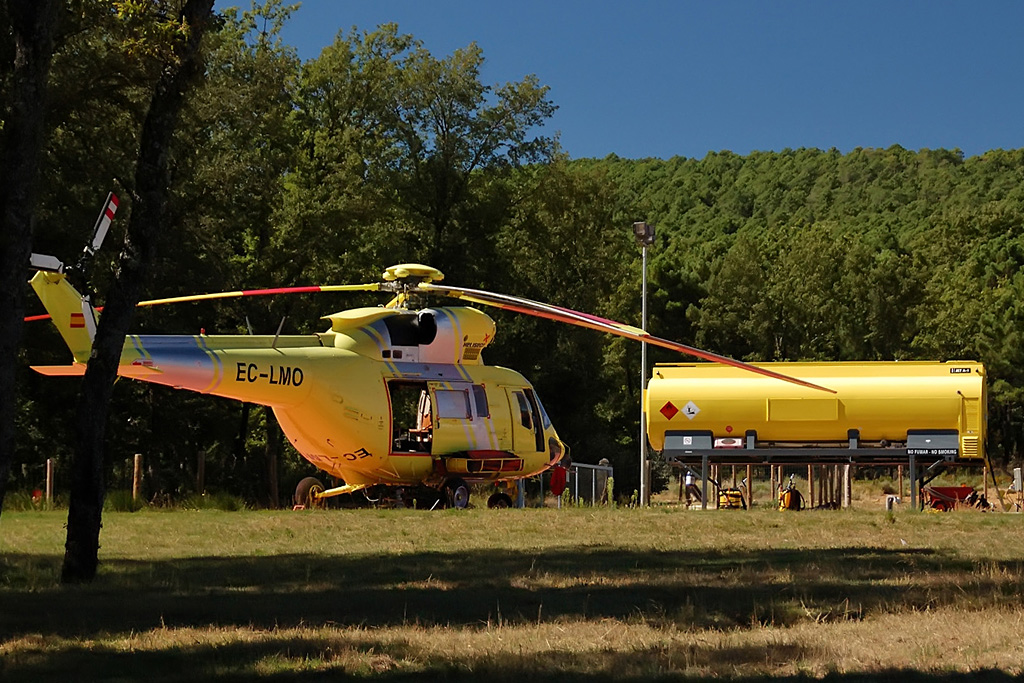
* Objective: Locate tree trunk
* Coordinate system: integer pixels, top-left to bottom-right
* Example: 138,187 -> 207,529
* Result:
61,0 -> 215,583
0,0 -> 61,517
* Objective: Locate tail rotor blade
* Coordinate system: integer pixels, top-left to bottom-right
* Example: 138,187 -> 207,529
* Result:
86,192 -> 119,256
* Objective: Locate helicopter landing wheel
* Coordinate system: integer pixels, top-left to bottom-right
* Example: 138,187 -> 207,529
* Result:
294,476 -> 325,509
444,478 -> 470,509
487,492 -> 513,509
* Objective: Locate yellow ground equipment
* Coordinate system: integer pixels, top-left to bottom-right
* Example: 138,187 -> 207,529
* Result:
649,361 -> 986,462
718,487 -> 746,509
777,475 -> 804,511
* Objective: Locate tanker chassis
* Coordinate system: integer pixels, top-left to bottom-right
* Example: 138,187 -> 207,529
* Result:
647,361 -> 987,509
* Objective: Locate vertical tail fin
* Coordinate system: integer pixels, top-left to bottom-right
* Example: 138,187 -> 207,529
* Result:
29,271 -> 96,363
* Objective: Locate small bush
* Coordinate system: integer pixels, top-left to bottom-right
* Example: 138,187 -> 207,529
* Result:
2,490 -> 43,511
105,489 -> 145,512
179,492 -> 248,511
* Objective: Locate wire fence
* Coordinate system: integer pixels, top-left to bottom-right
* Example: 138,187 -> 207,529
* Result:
518,461 -> 614,507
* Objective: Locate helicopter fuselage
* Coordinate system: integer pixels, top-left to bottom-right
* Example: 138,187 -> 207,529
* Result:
30,271 -> 566,494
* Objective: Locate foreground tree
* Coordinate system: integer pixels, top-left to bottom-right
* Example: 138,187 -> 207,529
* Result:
62,0 -> 215,583
0,0 -> 62,516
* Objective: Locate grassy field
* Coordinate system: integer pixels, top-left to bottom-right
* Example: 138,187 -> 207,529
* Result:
2,504 -> 1023,681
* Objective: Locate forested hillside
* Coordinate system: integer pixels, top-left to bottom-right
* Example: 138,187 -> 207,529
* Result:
584,148 -> 1024,469
7,2 -> 1024,505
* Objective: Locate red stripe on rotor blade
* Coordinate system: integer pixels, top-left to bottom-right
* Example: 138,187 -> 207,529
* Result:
239,286 -> 323,296
419,282 -> 834,393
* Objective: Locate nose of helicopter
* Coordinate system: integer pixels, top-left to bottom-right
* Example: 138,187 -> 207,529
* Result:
548,436 -> 569,468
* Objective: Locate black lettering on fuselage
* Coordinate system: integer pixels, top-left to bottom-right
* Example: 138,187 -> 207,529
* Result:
234,361 -> 304,387
343,447 -> 373,461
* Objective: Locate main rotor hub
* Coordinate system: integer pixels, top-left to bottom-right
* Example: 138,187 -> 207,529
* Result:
381,264 -> 444,309
382,264 -> 444,285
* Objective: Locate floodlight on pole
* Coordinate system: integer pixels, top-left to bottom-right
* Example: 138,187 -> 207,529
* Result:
632,221 -> 655,506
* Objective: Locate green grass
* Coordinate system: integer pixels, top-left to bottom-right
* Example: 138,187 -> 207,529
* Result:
2,506 -> 1023,681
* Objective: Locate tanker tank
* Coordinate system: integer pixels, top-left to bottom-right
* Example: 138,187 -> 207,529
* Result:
645,361 -> 985,460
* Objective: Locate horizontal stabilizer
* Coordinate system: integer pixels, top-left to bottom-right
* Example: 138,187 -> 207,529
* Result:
31,364 -> 87,376
31,362 -> 163,377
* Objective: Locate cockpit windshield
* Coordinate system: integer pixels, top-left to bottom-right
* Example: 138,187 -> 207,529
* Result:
533,392 -> 552,430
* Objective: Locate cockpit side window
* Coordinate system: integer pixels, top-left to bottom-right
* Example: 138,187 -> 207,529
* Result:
524,388 -> 546,451
472,385 -> 489,418
514,391 -> 532,429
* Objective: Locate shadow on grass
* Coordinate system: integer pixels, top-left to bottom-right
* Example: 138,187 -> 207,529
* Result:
2,545 -> 1022,639
1,632 -> 1019,683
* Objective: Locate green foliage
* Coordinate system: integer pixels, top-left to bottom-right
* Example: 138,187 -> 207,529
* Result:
1,490 -> 61,512
104,488 -> 145,512
11,3 -> 1024,506
593,146 -> 1024,464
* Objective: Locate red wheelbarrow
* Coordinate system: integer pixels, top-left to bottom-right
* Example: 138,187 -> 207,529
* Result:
922,485 -> 976,511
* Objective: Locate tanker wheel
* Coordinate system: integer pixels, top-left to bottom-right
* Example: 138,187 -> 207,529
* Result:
487,492 -> 513,509
294,476 -> 325,509
444,478 -> 470,509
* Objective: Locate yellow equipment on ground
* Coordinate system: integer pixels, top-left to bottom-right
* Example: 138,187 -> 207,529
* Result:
647,361 -> 986,460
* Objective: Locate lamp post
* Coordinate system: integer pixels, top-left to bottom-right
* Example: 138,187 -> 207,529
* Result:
632,221 -> 655,506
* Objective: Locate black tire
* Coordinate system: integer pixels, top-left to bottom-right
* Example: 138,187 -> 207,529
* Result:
444,478 -> 470,509
294,476 -> 325,508
487,492 -> 514,509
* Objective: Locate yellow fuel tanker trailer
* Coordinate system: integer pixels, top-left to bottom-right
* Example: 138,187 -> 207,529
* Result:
646,361 -> 985,463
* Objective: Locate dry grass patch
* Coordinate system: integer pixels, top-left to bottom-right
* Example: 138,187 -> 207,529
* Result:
2,506 -> 1023,680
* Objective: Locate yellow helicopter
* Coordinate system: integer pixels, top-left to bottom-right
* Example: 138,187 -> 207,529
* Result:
26,196 -> 830,509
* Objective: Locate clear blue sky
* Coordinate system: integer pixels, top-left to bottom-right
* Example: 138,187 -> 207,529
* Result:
264,0 -> 1024,160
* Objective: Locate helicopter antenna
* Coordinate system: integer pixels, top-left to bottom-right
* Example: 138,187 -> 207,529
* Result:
272,317 -> 286,349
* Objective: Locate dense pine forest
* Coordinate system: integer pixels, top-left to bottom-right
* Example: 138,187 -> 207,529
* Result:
5,2 -> 1024,505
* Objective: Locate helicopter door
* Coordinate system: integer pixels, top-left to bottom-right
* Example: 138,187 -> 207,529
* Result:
426,382 -> 475,454
504,387 -> 544,453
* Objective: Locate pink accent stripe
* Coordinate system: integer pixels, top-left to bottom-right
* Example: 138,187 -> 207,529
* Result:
240,286 -> 323,296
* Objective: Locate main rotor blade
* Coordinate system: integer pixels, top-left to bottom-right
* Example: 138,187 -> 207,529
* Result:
134,283 -> 382,308
418,282 -> 836,394
24,283 -> 384,322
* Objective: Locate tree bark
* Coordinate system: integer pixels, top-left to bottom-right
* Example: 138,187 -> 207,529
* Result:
61,0 -> 215,583
0,0 -> 62,517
